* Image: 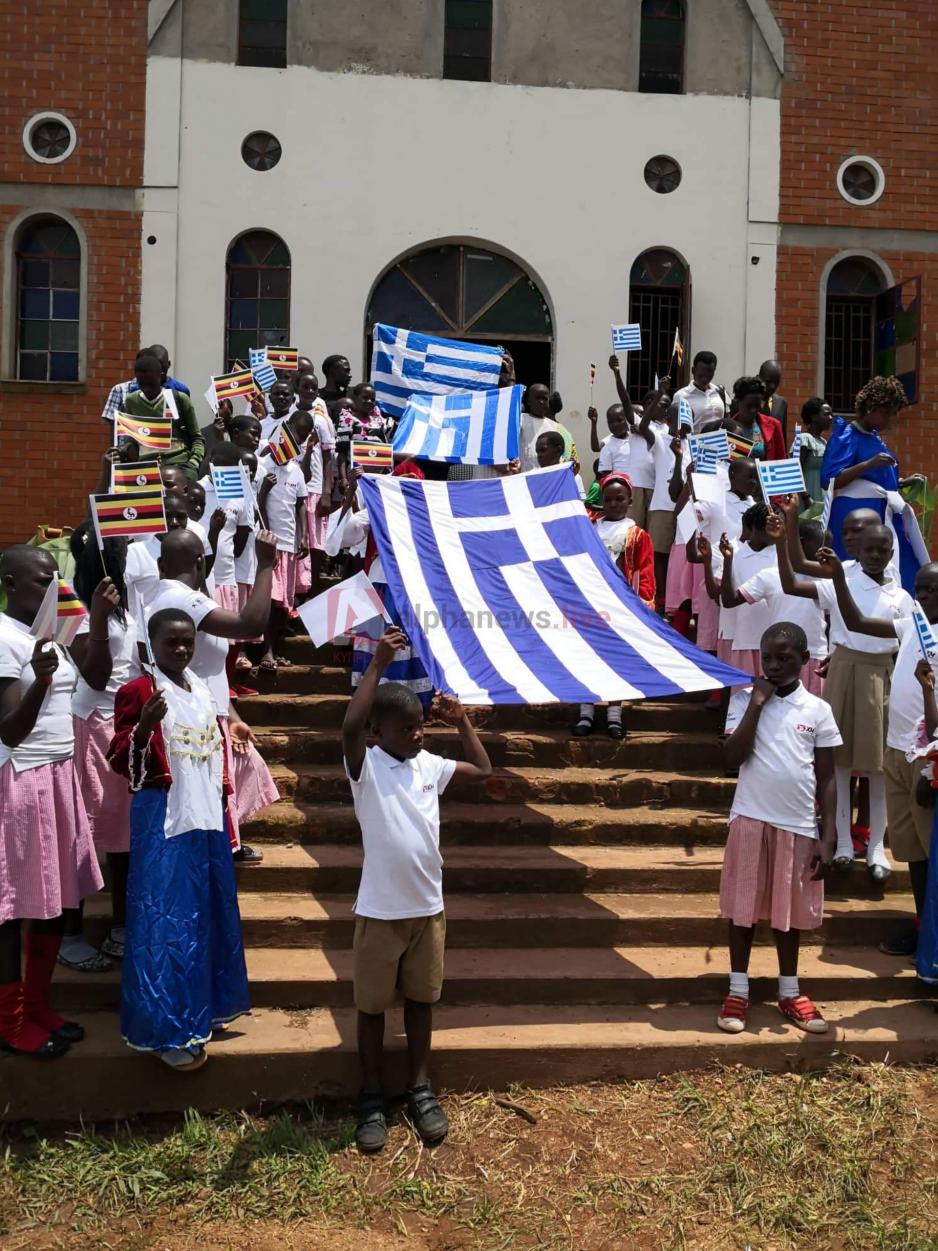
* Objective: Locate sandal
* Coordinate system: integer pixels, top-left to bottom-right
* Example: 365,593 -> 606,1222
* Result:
274,655 -> 293,668
99,929 -> 125,960
56,948 -> 113,974
258,656 -> 277,673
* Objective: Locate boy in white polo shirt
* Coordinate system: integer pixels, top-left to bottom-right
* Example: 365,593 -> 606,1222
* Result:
717,622 -> 841,1037
343,628 -> 492,1154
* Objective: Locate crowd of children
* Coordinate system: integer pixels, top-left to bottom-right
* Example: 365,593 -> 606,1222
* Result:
0,341 -> 935,1155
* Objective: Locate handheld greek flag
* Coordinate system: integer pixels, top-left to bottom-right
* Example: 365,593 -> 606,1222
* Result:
371,323 -> 503,419
756,457 -> 806,499
357,464 -> 748,705
913,603 -> 938,662
677,396 -> 694,430
611,323 -> 642,354
392,385 -> 522,465
687,430 -> 730,463
210,462 -> 250,502
789,423 -> 803,457
249,348 -> 278,393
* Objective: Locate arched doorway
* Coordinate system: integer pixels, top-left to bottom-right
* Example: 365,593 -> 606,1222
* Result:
365,242 -> 553,387
824,255 -> 888,413
627,247 -> 689,397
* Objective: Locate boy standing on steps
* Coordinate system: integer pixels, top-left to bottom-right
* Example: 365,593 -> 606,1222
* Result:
342,628 -> 493,1153
717,622 -> 841,1036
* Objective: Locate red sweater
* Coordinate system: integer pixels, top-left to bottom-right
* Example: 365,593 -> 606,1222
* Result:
755,412 -> 787,461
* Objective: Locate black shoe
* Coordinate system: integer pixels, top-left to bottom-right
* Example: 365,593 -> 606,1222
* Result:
406,1083 -> 448,1145
51,1020 -> 85,1044
869,863 -> 892,885
233,844 -> 264,865
356,1088 -> 388,1153
572,718 -> 594,737
607,722 -> 624,740
0,1034 -> 70,1059
879,931 -> 918,957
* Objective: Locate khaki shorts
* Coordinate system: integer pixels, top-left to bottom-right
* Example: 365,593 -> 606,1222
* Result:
628,485 -> 652,531
884,746 -> 933,862
647,509 -> 677,555
353,912 -> 446,1014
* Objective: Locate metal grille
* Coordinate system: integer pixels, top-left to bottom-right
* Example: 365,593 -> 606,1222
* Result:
627,288 -> 683,399
825,296 -> 874,412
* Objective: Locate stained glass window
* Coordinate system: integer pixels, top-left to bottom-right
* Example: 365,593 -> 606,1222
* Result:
225,230 -> 291,368
16,217 -> 81,382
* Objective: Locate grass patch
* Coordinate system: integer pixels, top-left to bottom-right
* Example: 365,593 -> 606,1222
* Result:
4,1062 -> 938,1250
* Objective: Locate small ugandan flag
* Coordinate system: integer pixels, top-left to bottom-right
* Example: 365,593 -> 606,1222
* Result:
111,461 -> 164,493
55,581 -> 87,647
726,431 -> 756,460
268,424 -> 302,467
351,441 -> 394,473
115,411 -> 173,451
212,368 -> 257,403
267,346 -> 299,371
89,487 -> 167,547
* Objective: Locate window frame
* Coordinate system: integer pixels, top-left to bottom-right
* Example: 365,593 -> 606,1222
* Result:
237,0 -> 288,69
224,229 -> 292,371
819,252 -> 891,414
626,247 -> 690,397
443,0 -> 493,83
638,0 -> 686,95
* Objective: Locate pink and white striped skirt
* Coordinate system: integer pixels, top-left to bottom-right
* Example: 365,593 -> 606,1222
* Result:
271,551 -> 298,609
0,758 -> 104,923
72,712 -> 132,853
237,583 -> 264,644
724,646 -> 762,679
801,657 -> 826,696
306,492 -> 329,551
695,581 -> 720,651
219,719 -> 280,851
212,583 -> 240,613
665,541 -> 694,614
720,815 -> 824,932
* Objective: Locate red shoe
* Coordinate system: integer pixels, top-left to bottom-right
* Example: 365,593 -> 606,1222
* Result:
232,683 -> 258,697
716,994 -> 749,1034
851,824 -> 870,855
778,995 -> 829,1034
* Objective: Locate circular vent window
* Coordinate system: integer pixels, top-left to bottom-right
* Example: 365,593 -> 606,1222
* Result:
241,131 -> 282,172
643,154 -> 682,194
23,112 -> 77,164
837,156 -> 885,206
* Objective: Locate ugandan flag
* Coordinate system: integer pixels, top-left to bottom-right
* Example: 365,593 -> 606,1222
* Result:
115,411 -> 173,451
267,346 -> 298,371
111,461 -> 164,493
268,424 -> 302,466
351,441 -> 394,473
89,487 -> 167,546
213,369 -> 257,403
55,580 -> 87,647
726,432 -> 755,460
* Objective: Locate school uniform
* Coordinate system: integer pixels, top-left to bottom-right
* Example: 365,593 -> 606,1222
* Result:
599,432 -> 654,530
692,490 -> 753,652
346,745 -> 456,1014
721,683 -> 841,931
644,424 -> 680,555
883,618 -> 938,862
674,381 -> 727,432
198,474 -> 254,613
304,401 -> 337,553
738,566 -> 828,694
0,615 -> 102,924
722,544 -> 777,678
124,522 -> 213,609
257,453 -> 308,609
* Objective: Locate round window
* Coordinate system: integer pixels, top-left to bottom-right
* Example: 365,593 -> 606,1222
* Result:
836,156 -> 885,206
643,154 -> 682,194
23,112 -> 77,164
241,131 -> 282,172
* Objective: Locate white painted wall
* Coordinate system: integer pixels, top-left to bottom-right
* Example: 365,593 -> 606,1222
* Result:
141,60 -> 781,449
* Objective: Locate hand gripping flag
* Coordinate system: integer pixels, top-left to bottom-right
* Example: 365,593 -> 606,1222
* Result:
357,464 -> 749,705
913,603 -> 938,662
392,385 -> 522,465
611,324 -> 642,354
249,347 -> 278,393
789,423 -> 803,458
756,457 -> 806,500
268,424 -> 302,466
267,347 -> 299,371
112,462 -> 164,493
296,571 -> 390,647
30,578 -> 88,648
115,411 -> 172,452
211,462 -> 251,502
352,441 -> 394,473
371,323 -> 504,420
212,369 -> 256,403
90,488 -> 167,545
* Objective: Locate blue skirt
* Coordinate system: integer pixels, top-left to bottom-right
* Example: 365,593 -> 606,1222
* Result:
121,788 -> 251,1052
917,805 -> 938,984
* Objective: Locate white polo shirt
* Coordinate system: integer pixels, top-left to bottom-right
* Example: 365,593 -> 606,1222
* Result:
888,616 -> 938,752
738,566 -> 828,661
257,454 -> 308,553
0,615 -> 76,773
674,381 -> 726,432
346,745 -> 457,919
725,545 -> 778,651
815,567 -> 912,654
198,475 -> 254,589
726,682 -> 842,838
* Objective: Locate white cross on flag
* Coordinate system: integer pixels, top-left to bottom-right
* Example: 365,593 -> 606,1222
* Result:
296,571 -> 390,647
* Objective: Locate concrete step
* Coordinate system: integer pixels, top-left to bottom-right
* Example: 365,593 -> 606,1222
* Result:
251,727 -> 727,771
83,890 -> 917,949
52,944 -> 928,1013
241,801 -> 730,848
269,762 -> 736,810
242,693 -> 712,733
8,999 -> 938,1122
240,665 -> 350,695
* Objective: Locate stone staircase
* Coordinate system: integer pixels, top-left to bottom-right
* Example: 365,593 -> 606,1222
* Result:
6,634 -> 938,1122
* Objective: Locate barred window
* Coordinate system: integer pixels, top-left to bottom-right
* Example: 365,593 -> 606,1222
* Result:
15,216 -> 81,382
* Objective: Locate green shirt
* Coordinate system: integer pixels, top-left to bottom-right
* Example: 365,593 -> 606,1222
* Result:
121,389 -> 204,478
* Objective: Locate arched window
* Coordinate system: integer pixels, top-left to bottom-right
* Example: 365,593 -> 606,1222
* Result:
225,229 -> 291,369
366,242 -> 553,385
15,215 -> 81,381
639,0 -> 685,94
627,248 -> 688,397
824,256 -> 887,413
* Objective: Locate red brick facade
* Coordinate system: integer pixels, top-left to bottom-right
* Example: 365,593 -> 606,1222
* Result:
772,1 -> 938,511
0,1 -> 148,544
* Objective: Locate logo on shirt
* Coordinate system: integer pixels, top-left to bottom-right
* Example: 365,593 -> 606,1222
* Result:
422,783 -> 436,793
795,723 -> 815,735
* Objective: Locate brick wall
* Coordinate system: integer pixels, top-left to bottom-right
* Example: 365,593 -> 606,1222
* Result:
0,0 -> 147,544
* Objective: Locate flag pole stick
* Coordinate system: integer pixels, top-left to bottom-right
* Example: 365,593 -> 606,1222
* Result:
588,362 -> 596,409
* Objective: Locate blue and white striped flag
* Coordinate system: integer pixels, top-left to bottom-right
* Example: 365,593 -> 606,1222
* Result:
687,430 -> 729,464
789,423 -> 802,458
210,462 -> 250,502
611,323 -> 642,354
371,323 -> 504,419
392,385 -> 522,465
357,464 -> 749,705
913,603 -> 938,662
677,396 -> 694,430
757,457 -> 806,499
249,347 -> 277,393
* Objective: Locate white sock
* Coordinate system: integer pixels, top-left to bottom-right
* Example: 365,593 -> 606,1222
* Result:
728,972 -> 749,999
578,703 -> 594,723
866,774 -> 890,869
778,975 -> 800,1001
607,704 -> 622,725
834,767 -> 854,859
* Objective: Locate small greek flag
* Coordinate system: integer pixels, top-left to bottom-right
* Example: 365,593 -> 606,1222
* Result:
678,396 -> 693,430
913,603 -> 938,662
611,323 -> 642,354
789,424 -> 802,458
756,457 -> 806,499
687,430 -> 729,463
210,462 -> 250,502
249,348 -> 278,393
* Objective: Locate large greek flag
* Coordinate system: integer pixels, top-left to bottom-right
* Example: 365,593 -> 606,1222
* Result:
359,464 -> 749,705
392,385 -> 522,464
371,323 -> 504,419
